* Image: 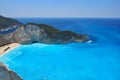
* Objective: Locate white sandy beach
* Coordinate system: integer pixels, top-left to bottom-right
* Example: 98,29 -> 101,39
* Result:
0,43 -> 20,56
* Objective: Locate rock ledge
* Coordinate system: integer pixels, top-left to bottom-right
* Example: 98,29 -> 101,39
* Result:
0,62 -> 22,80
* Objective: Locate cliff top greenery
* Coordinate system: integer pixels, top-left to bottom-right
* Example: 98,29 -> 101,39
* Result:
38,24 -> 61,33
26,23 -> 61,33
0,15 -> 22,29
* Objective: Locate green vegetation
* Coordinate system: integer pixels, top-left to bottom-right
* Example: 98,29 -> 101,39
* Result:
0,15 -> 22,29
38,24 -> 60,33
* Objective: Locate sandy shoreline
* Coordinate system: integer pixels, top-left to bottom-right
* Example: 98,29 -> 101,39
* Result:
0,43 -> 20,56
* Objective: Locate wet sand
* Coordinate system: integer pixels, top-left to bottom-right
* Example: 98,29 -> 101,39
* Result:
0,43 -> 20,56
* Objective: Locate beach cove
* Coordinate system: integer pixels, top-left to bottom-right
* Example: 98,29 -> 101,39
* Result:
0,43 -> 20,56
0,18 -> 120,80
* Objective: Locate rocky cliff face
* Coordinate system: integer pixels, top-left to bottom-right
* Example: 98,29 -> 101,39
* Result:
0,23 -> 89,46
11,24 -> 47,44
0,62 -> 22,80
0,16 -> 89,80
0,15 -> 22,30
0,16 -> 89,46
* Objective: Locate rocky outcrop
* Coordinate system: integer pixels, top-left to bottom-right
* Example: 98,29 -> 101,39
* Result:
0,16 -> 89,80
0,62 -> 22,80
0,15 -> 22,30
0,23 -> 89,45
0,16 -> 89,46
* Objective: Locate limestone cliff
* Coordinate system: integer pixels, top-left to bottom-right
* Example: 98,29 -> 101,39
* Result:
0,16 -> 89,46
0,62 -> 22,80
0,23 -> 89,46
0,16 -> 89,80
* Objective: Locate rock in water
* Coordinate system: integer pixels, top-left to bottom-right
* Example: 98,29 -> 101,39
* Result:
0,62 -> 22,80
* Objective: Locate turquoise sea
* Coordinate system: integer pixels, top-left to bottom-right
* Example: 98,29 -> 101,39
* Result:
0,18 -> 120,80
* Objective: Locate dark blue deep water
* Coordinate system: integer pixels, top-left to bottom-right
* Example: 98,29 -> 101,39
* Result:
0,18 -> 120,80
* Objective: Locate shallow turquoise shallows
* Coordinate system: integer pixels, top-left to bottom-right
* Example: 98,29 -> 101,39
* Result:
0,18 -> 120,80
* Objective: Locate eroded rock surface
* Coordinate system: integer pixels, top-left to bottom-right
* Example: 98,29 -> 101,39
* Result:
0,23 -> 89,46
0,62 -> 22,80
0,15 -> 90,80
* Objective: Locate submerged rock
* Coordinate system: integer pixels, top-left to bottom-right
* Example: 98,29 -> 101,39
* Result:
0,62 -> 22,80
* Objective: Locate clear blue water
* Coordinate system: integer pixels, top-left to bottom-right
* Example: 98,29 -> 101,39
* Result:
0,18 -> 120,80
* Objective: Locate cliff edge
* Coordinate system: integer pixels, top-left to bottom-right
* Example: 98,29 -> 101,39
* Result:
0,16 -> 90,80
0,16 -> 89,46
0,62 -> 22,80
